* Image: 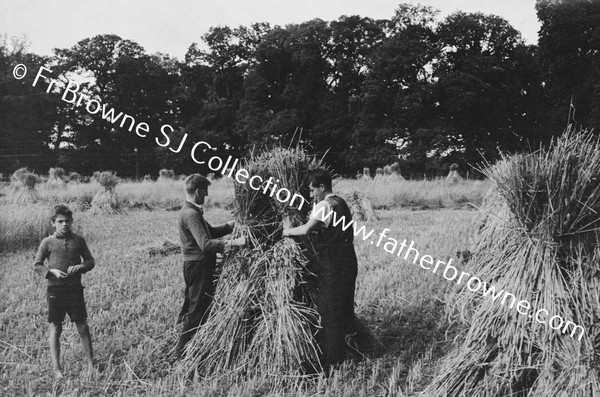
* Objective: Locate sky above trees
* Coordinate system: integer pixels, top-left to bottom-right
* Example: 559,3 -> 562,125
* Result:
2,0 -> 540,60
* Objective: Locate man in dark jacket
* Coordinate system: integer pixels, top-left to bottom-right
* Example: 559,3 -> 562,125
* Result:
282,168 -> 358,369
176,174 -> 245,359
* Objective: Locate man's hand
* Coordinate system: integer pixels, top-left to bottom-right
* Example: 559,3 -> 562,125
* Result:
231,237 -> 246,247
48,269 -> 68,279
67,264 -> 85,276
224,237 -> 246,254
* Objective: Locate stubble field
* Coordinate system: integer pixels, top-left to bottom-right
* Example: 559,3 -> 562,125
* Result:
0,177 -> 489,396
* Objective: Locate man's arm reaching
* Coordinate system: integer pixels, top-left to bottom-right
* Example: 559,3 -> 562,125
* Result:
208,220 -> 235,239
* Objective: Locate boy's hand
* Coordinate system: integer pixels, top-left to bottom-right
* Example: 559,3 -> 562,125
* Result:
67,264 -> 85,275
48,269 -> 68,279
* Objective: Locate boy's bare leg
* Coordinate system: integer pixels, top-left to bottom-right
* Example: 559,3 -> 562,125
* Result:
49,322 -> 63,378
75,320 -> 94,367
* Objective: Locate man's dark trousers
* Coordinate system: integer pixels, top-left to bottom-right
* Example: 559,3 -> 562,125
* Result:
175,260 -> 216,358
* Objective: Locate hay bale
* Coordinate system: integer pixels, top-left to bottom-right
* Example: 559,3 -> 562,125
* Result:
344,190 -> 378,222
374,167 -> 384,180
9,167 -> 30,191
390,163 -> 405,180
158,169 -> 175,181
362,167 -> 371,181
424,129 -> 600,397
383,165 -> 392,176
11,173 -> 40,204
143,174 -> 152,182
68,172 -> 82,183
181,145 -> 327,376
446,163 -> 462,184
45,167 -> 67,190
91,171 -> 101,182
90,171 -> 123,214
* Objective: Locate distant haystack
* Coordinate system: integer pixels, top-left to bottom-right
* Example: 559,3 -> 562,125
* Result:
446,163 -> 462,184
68,172 -> 82,184
91,171 -> 101,183
9,168 -> 30,191
362,167 -> 371,181
374,167 -> 384,180
13,173 -> 40,204
45,167 -> 67,190
383,165 -> 392,176
158,169 -> 175,182
143,174 -> 152,182
344,190 -> 378,222
90,171 -> 123,214
389,163 -> 405,181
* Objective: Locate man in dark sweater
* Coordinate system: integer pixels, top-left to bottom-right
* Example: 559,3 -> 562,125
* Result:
34,204 -> 95,379
175,174 -> 245,359
282,168 -> 358,370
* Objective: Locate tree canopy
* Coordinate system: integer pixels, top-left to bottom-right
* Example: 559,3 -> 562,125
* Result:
1,2 -> 598,177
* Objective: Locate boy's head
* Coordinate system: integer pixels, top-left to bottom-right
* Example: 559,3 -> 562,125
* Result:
184,174 -> 211,205
309,168 -> 332,202
51,205 -> 73,236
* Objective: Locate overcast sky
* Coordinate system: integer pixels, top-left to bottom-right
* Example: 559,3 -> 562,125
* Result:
2,0 -> 540,60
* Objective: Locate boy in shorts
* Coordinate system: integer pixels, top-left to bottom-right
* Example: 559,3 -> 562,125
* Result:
34,204 -> 95,378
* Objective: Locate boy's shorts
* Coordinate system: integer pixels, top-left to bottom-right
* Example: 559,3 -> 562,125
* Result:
47,285 -> 88,323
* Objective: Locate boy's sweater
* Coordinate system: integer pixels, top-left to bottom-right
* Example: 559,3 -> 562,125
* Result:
178,201 -> 233,262
34,232 -> 95,286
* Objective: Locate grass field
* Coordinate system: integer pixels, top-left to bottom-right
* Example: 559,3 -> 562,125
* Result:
0,178 -> 486,396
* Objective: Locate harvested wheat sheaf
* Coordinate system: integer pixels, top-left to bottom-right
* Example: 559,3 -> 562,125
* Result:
13,173 -> 40,204
90,171 -> 123,214
45,167 -> 67,190
180,145 -> 324,376
343,190 -> 378,222
423,129 -> 600,397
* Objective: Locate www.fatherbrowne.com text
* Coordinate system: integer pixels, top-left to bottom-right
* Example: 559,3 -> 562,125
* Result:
311,203 -> 585,341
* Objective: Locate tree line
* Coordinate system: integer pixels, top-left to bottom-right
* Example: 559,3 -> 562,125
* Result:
1,0 -> 599,178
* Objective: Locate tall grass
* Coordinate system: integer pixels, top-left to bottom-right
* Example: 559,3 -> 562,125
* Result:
335,179 -> 490,210
0,206 -> 476,395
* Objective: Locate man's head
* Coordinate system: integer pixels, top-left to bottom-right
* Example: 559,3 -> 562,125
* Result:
51,205 -> 73,236
309,168 -> 332,202
184,174 -> 211,205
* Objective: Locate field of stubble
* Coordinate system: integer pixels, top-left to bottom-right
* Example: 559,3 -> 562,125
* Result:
0,178 -> 489,396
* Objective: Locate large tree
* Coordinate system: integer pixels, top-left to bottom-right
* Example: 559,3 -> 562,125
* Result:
401,12 -> 544,172
0,36 -> 56,174
536,0 -> 600,131
53,35 -> 179,175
